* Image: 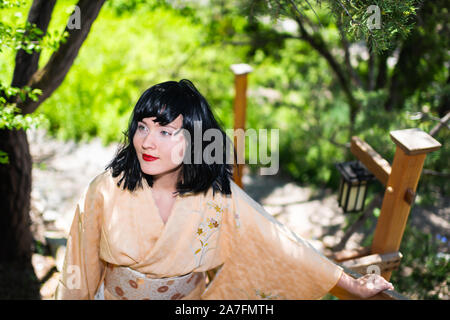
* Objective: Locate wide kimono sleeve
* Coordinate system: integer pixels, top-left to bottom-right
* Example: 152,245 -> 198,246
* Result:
55,174 -> 106,300
201,180 -> 344,300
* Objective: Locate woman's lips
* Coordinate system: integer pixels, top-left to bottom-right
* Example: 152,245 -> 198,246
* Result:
143,154 -> 159,162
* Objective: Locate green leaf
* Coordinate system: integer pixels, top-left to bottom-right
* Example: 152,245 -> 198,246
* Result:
0,150 -> 9,164
373,208 -> 380,218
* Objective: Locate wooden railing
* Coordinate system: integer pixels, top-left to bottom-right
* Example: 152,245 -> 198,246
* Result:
328,128 -> 441,299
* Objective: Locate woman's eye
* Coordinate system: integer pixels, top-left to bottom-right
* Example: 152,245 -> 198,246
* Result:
161,130 -> 172,136
138,124 -> 148,132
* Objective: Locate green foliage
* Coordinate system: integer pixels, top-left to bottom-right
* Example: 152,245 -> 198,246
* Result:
390,223 -> 449,299
0,84 -> 42,104
353,90 -> 449,200
0,87 -> 45,163
0,150 -> 8,164
232,32 -> 343,185
0,3 -> 68,54
106,0 -> 151,15
239,0 -> 420,54
0,0 -> 25,9
328,0 -> 420,52
338,219 -> 448,300
0,104 -> 44,130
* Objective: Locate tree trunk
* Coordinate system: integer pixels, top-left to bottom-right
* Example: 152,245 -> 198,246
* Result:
5,0 -> 56,263
375,51 -> 389,90
0,129 -> 33,263
0,129 -> 41,299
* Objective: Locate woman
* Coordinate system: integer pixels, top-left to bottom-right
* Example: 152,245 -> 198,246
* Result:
55,79 -> 394,300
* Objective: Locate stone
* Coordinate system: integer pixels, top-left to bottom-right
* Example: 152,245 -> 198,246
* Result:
32,254 -> 56,281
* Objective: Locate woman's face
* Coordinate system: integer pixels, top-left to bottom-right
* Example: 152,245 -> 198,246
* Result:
133,115 -> 185,177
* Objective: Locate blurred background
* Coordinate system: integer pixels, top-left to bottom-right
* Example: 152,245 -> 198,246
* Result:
0,0 -> 448,300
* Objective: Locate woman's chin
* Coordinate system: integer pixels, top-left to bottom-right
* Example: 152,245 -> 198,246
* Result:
141,165 -> 181,177
140,166 -> 162,176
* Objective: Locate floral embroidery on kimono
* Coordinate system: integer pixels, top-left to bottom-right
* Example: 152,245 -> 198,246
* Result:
191,200 -> 229,268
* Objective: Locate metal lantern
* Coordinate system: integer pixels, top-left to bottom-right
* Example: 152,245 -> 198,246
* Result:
336,160 -> 374,213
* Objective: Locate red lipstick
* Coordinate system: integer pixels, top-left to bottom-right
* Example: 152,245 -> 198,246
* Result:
143,154 -> 159,162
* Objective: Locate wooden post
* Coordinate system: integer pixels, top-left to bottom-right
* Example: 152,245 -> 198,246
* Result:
371,128 -> 441,280
230,64 -> 253,189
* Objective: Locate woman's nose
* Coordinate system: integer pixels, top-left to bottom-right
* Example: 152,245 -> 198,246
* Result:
142,131 -> 157,149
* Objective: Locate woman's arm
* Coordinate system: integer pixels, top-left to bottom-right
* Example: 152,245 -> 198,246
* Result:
337,271 -> 394,299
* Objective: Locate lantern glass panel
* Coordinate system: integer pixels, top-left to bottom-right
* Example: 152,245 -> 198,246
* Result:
355,182 -> 367,211
335,161 -> 374,213
347,183 -> 359,212
338,179 -> 347,208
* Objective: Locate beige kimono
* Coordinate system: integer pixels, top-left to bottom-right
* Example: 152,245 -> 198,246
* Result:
55,169 -> 343,300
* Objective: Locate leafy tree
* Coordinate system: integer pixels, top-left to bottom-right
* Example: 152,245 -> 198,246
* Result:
227,0 -> 448,134
0,0 -> 106,298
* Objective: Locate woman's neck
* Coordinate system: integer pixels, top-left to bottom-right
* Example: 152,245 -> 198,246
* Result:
151,166 -> 182,195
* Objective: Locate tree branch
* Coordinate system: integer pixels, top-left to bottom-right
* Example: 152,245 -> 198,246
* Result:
422,169 -> 450,178
329,129 -> 351,150
11,0 -> 57,89
367,47 -> 376,91
429,112 -> 450,137
288,4 -> 360,137
17,0 -> 106,115
336,15 -> 363,88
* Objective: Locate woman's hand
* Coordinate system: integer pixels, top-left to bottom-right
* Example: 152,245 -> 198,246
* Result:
337,272 -> 395,299
353,274 -> 395,298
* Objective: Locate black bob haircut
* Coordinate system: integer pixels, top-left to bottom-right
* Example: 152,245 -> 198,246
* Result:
106,79 -> 238,196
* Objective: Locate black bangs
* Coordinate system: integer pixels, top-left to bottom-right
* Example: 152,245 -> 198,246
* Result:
106,79 -> 236,196
132,81 -> 184,126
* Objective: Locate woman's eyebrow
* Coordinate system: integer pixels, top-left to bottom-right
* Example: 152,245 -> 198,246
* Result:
140,119 -> 178,129
163,124 -> 179,129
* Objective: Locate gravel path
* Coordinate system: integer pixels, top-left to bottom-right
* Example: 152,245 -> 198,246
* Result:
29,129 -> 119,236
